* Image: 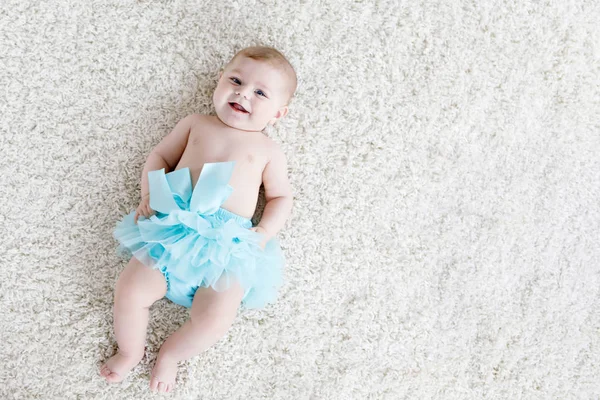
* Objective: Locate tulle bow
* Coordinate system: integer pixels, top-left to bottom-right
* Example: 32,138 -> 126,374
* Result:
149,162 -> 235,215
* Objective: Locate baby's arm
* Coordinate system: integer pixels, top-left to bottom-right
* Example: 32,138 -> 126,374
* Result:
139,114 -> 200,197
256,147 -> 293,241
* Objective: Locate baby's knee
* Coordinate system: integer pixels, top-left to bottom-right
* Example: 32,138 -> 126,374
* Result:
115,281 -> 144,307
190,309 -> 230,336
113,259 -> 166,307
114,274 -> 159,308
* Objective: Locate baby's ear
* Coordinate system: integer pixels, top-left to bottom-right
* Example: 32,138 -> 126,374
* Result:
277,106 -> 289,119
268,106 -> 289,126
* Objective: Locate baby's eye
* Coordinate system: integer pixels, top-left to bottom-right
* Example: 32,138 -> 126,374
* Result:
255,89 -> 267,97
230,77 -> 241,85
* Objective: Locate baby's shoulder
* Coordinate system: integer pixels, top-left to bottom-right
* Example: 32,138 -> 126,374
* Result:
185,113 -> 211,126
258,134 -> 284,153
185,114 -> 222,138
261,137 -> 288,165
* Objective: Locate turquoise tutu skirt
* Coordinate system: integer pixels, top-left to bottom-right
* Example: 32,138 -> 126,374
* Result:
113,162 -> 284,309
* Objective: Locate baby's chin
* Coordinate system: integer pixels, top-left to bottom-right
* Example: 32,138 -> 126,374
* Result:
215,111 -> 267,132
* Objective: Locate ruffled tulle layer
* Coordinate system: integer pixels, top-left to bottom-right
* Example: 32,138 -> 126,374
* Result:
114,208 -> 284,309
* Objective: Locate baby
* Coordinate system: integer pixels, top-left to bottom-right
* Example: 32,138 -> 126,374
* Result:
100,46 -> 296,393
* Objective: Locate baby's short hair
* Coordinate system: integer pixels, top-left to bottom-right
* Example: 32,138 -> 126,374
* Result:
229,46 -> 297,102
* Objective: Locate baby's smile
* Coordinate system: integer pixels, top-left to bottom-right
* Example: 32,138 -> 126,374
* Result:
229,102 -> 249,113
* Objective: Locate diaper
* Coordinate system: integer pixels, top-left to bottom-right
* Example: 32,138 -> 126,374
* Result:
113,162 -> 284,309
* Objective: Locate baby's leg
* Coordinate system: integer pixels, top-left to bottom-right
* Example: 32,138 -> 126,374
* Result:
149,279 -> 244,393
101,256 -> 167,383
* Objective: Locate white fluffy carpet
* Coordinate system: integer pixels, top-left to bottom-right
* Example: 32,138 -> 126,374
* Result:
1,0 -> 599,398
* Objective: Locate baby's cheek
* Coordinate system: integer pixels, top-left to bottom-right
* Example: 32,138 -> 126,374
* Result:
214,85 -> 227,101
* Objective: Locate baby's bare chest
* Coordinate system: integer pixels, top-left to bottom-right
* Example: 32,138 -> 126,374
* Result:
176,128 -> 269,187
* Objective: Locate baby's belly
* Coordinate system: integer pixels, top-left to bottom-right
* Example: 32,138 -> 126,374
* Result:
220,186 -> 260,220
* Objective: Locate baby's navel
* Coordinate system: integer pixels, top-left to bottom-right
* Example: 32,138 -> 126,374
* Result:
247,154 -> 254,163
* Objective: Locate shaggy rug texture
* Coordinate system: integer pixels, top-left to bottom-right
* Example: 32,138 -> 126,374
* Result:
1,0 -> 598,399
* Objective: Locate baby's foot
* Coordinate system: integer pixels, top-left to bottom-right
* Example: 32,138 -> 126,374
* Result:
150,356 -> 178,393
100,352 -> 142,383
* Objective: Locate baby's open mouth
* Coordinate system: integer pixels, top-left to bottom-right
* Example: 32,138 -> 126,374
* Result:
229,102 -> 249,113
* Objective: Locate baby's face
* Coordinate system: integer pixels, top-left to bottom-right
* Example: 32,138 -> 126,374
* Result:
213,57 -> 290,132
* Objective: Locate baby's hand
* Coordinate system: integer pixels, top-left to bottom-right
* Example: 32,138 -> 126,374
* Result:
250,226 -> 269,249
134,194 -> 155,224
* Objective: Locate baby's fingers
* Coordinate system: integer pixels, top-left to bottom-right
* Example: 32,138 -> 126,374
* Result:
133,204 -> 154,225
145,204 -> 155,217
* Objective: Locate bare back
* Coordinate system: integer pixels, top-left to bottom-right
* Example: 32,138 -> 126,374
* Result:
174,115 -> 275,219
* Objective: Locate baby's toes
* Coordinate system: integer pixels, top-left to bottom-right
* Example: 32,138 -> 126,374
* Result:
100,366 -> 110,377
150,377 -> 159,392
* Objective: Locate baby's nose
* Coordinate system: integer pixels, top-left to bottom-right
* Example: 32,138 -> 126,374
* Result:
235,88 -> 251,99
